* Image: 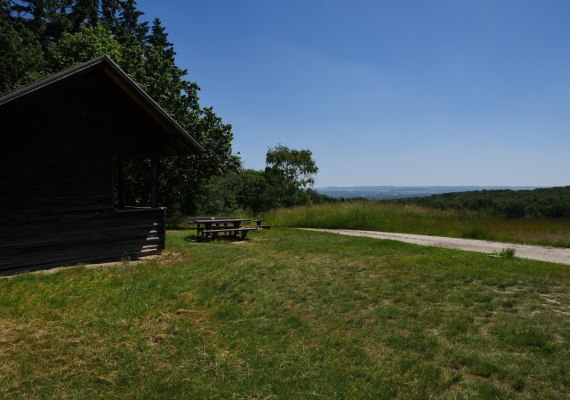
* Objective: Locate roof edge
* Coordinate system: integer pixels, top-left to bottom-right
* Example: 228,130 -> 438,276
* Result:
0,56 -> 108,106
0,55 -> 205,154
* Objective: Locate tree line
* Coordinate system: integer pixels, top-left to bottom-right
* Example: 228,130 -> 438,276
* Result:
397,186 -> 570,219
1,0 -> 323,217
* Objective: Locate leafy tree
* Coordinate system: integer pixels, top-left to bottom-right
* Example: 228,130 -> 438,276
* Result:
0,22 -> 45,93
118,17 -> 238,215
265,145 -> 319,207
236,169 -> 272,213
195,168 -> 279,215
49,24 -> 122,68
306,188 -> 336,205
159,107 -> 240,215
196,172 -> 241,215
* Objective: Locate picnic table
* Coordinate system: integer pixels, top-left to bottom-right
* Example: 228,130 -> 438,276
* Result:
251,219 -> 271,229
190,217 -> 258,240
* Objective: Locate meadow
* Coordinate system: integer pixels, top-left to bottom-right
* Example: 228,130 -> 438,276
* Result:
267,201 -> 570,247
1,229 -> 569,399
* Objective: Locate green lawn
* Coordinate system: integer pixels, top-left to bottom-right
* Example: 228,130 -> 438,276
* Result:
1,229 -> 569,399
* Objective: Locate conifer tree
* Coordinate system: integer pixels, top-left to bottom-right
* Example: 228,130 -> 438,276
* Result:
70,0 -> 99,29
13,0 -> 47,37
143,18 -> 198,117
0,0 -> 14,22
10,0 -> 73,44
100,0 -> 118,27
116,0 -> 147,42
112,0 -> 146,78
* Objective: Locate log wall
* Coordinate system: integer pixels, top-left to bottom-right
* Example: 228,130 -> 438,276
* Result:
0,68 -> 169,274
0,208 -> 165,274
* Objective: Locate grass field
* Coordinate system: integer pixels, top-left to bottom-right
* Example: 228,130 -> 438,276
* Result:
267,201 -> 570,247
1,229 -> 569,399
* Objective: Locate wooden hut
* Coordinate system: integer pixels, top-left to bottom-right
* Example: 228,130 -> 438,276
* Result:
0,56 -> 203,274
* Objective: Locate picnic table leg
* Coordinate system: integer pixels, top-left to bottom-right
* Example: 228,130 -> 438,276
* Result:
205,223 -> 213,241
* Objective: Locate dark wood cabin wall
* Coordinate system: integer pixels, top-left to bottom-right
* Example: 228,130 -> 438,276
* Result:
0,123 -> 113,215
0,69 -> 173,273
0,115 -> 165,271
0,208 -> 165,274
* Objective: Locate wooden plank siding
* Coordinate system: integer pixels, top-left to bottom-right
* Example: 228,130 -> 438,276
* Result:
0,63 -> 182,274
0,208 -> 166,274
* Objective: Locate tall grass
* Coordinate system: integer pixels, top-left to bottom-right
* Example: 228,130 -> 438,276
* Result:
268,201 -> 462,235
267,201 -> 570,247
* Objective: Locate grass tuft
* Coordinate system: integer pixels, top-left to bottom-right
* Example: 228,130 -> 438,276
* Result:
499,248 -> 517,259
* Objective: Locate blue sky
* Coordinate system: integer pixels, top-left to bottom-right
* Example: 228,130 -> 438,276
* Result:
139,0 -> 570,187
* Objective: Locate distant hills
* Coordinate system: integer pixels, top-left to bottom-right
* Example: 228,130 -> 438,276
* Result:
316,186 -> 544,200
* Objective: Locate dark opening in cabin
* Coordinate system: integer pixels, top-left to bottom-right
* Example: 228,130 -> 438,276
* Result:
0,56 -> 203,274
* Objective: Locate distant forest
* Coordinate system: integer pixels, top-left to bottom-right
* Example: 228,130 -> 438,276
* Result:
398,186 -> 570,219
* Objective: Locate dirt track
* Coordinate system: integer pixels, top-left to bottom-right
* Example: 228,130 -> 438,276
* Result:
300,228 -> 570,265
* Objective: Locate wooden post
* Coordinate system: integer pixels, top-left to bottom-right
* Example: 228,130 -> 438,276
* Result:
117,155 -> 125,210
151,157 -> 160,208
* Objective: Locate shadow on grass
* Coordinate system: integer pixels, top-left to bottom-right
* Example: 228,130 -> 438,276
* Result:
184,234 -> 249,243
165,225 -> 189,231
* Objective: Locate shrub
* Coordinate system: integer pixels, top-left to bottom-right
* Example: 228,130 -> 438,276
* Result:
499,248 -> 516,259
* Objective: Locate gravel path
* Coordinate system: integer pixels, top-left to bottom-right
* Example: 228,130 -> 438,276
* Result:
300,228 -> 570,265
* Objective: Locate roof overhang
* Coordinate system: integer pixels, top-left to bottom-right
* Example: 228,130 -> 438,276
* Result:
0,55 -> 204,155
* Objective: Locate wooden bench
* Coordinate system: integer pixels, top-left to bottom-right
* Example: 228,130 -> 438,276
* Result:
251,219 -> 271,229
202,226 -> 258,240
190,216 -> 243,238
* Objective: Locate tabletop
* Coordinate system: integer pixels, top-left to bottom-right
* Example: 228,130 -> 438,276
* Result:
191,218 -> 252,224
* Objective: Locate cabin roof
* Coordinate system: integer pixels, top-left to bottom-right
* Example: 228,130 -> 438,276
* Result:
0,55 -> 204,155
